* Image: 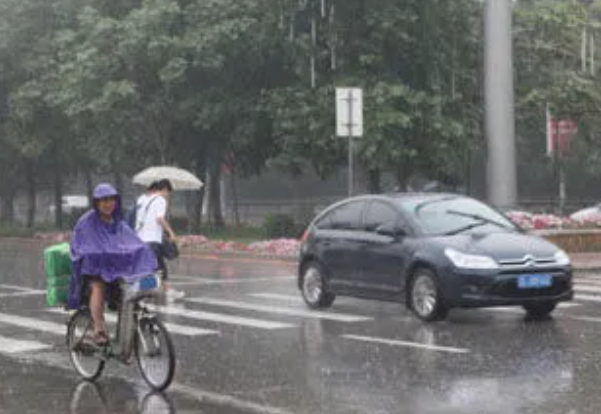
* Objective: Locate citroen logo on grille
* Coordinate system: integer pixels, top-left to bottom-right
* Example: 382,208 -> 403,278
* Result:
524,255 -> 536,267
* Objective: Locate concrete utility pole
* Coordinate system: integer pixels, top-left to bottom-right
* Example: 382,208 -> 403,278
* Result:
485,0 -> 517,208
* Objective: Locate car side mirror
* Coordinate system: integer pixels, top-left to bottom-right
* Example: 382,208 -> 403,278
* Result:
376,223 -> 406,238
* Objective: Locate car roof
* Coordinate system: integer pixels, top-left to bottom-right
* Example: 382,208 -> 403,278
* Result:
317,192 -> 465,214
385,192 -> 461,200
341,192 -> 464,203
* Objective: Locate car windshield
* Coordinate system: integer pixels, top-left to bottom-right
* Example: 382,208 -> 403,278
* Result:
398,196 -> 518,236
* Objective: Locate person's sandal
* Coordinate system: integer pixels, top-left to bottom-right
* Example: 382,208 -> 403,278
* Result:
93,331 -> 110,347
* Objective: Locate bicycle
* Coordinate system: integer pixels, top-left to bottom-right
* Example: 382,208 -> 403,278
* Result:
66,273 -> 176,391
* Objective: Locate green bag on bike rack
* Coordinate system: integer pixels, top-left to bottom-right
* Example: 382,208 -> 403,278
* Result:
47,284 -> 69,307
44,243 -> 72,306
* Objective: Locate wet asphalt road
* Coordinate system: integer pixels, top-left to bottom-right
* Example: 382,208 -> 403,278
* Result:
2,239 -> 601,413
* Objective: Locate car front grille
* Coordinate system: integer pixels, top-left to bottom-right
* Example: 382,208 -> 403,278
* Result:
498,257 -> 557,267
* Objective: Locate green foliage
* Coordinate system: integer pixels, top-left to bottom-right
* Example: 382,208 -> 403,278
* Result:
3,0 -> 601,228
263,214 -> 297,239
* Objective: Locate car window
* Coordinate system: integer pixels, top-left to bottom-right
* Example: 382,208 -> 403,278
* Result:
398,196 -> 517,236
315,211 -> 334,229
328,201 -> 366,231
364,201 -> 399,232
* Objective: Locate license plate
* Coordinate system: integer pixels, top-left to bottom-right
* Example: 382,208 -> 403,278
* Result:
517,274 -> 552,289
139,275 -> 159,291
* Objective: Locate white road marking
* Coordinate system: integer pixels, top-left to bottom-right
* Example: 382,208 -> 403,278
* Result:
170,276 -> 295,286
172,383 -> 296,414
0,335 -> 51,354
0,312 -> 66,336
575,285 -> 601,294
154,305 -> 295,330
170,275 -> 201,281
484,302 -> 579,313
45,309 -> 219,338
186,298 -> 373,323
250,293 -> 301,302
570,315 -> 601,324
575,294 -> 601,303
0,291 -> 46,298
0,284 -> 43,292
576,279 -> 601,286
343,334 -> 470,354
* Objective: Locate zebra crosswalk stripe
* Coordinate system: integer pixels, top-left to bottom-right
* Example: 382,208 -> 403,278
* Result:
186,297 -> 373,323
45,309 -> 220,338
154,305 -> 296,330
0,335 -> 51,354
0,312 -> 66,336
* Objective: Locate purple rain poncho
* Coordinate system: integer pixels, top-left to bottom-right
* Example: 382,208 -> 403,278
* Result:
67,183 -> 158,309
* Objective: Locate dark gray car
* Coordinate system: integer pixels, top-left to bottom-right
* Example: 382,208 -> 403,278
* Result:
298,193 -> 573,322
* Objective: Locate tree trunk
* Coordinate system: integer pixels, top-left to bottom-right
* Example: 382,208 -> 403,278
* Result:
191,158 -> 206,234
113,171 -> 124,196
26,161 -> 37,228
367,168 -> 381,194
85,168 -> 94,204
209,166 -> 225,229
109,151 -> 124,195
53,160 -> 64,229
0,190 -> 15,224
395,165 -> 410,192
230,169 -> 240,227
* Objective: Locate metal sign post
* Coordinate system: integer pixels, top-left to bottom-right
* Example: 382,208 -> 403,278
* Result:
336,88 -> 363,197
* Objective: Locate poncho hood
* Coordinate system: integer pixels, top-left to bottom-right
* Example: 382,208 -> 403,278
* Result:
92,183 -> 122,221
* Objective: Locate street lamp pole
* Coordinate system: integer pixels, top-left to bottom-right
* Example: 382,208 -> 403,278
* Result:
485,0 -> 517,209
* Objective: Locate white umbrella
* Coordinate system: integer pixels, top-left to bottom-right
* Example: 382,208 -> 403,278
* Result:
133,166 -> 203,191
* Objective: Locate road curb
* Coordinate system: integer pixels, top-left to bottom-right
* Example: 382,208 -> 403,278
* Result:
180,250 -> 298,264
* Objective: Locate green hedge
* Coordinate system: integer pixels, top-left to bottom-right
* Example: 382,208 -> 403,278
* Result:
263,214 -> 298,239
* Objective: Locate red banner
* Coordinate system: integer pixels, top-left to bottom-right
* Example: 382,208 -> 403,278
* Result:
546,107 -> 577,156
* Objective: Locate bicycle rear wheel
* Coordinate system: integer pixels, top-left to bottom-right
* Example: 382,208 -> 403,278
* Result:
67,309 -> 105,381
135,318 -> 175,391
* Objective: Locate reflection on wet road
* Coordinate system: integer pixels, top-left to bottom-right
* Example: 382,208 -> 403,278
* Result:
2,239 -> 601,413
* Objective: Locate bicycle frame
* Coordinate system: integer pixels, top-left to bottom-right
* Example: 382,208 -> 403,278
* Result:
96,276 -> 164,363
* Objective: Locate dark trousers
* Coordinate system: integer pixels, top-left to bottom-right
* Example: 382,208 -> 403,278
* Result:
148,242 -> 168,281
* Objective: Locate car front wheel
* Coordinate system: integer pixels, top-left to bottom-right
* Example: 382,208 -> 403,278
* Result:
408,268 -> 448,322
301,262 -> 335,309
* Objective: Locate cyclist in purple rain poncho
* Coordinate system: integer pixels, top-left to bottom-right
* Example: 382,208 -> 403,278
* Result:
68,183 -> 157,345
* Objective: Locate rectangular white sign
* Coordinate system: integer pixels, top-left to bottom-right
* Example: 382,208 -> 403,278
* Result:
336,88 -> 363,137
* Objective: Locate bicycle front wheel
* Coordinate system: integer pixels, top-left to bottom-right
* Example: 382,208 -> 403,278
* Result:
135,317 -> 175,391
67,309 -> 105,381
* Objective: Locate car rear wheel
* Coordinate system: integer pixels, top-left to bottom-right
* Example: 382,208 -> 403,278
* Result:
301,262 -> 335,309
523,302 -> 557,321
409,268 -> 448,322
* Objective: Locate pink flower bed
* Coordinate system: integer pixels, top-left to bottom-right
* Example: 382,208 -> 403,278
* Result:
34,231 -> 72,243
506,211 -> 601,230
177,235 -> 300,257
248,239 -> 301,256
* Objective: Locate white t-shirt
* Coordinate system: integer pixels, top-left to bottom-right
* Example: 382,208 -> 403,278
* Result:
133,194 -> 148,228
136,194 -> 167,243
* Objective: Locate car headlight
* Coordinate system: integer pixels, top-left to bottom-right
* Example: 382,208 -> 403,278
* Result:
554,250 -> 571,266
444,248 -> 499,270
